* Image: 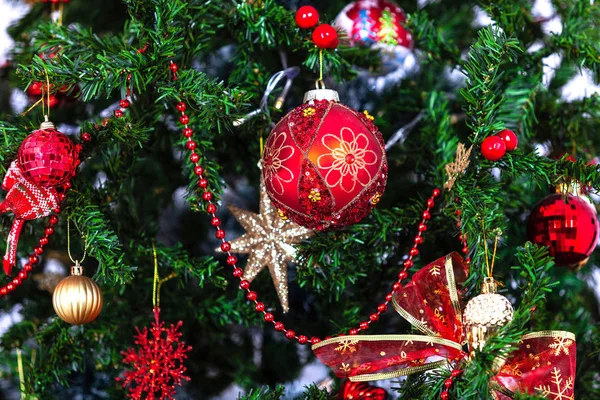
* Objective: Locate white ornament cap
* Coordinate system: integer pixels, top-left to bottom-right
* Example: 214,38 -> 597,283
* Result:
40,115 -> 55,130
303,89 -> 340,103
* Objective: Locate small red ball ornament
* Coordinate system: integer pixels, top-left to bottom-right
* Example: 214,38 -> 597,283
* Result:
312,24 -> 339,49
496,129 -> 518,151
262,89 -> 387,230
17,120 -> 79,187
296,5 -> 319,29
527,193 -> 599,269
480,136 -> 506,161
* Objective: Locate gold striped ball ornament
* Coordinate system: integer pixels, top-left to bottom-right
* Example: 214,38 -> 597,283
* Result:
52,263 -> 103,325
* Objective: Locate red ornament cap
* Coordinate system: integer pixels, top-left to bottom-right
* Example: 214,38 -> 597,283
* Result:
262,92 -> 387,230
480,136 -> 506,161
17,120 -> 79,187
496,129 -> 518,151
296,5 -> 319,29
312,24 -> 339,49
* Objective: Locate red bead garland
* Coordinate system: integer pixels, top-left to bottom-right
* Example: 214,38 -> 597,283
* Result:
114,74 -> 133,118
170,61 -> 440,344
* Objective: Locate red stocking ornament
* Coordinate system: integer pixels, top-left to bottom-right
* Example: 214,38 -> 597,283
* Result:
0,119 -> 79,275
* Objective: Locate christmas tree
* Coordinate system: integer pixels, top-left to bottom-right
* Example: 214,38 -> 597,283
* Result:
0,0 -> 599,399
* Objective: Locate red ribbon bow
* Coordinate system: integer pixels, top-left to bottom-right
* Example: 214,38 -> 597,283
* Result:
0,161 -> 59,275
312,253 -> 576,399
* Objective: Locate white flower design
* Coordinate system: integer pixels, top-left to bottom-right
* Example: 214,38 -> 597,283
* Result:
263,131 -> 295,196
317,127 -> 378,193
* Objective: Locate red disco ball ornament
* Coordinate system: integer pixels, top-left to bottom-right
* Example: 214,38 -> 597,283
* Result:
527,193 -> 599,269
262,89 -> 387,230
17,121 -> 78,187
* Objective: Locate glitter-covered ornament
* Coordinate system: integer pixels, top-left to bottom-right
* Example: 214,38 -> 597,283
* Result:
527,193 -> 599,269
119,307 -> 191,400
463,277 -> 513,352
18,120 -> 79,186
52,263 -> 103,325
220,177 -> 314,312
262,89 -> 387,230
335,0 -> 415,76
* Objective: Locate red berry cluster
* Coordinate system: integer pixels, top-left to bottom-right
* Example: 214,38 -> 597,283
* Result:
170,58 -> 441,343
440,368 -> 463,399
295,6 -> 338,49
114,74 -> 132,118
480,129 -> 518,161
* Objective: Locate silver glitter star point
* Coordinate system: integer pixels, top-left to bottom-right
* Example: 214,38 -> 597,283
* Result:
221,179 -> 314,313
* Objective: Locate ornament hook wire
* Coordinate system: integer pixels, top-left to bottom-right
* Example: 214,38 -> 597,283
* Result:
67,218 -> 87,265
315,50 -> 326,90
151,243 -> 176,308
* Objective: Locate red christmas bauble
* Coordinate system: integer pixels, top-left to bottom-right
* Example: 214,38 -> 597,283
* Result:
262,89 -> 387,230
527,193 -> 599,268
496,129 -> 518,151
481,136 -> 506,161
335,0 -> 413,49
296,5 -> 319,29
17,125 -> 78,187
312,24 -> 339,49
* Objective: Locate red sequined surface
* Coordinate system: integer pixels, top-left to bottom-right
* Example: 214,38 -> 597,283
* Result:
262,100 -> 387,230
527,194 -> 599,267
17,128 -> 78,187
119,307 -> 192,400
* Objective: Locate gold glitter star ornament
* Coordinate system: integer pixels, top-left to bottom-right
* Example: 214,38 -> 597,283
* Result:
218,179 -> 314,313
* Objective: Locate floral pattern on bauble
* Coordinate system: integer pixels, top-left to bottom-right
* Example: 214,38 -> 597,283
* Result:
262,131 -> 295,196
317,127 -> 377,193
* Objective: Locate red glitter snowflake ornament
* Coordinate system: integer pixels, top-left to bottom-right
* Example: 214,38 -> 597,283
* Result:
119,307 -> 192,399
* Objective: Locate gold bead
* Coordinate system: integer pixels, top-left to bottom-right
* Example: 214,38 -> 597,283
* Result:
464,278 -> 513,352
52,265 -> 103,325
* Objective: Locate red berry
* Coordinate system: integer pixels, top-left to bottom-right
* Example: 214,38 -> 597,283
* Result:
312,24 -> 338,49
82,132 -> 92,142
120,99 -> 130,108
295,5 -> 319,29
170,63 -> 179,72
481,136 -> 506,161
496,129 -> 518,151
27,81 -> 43,96
114,109 -> 124,118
